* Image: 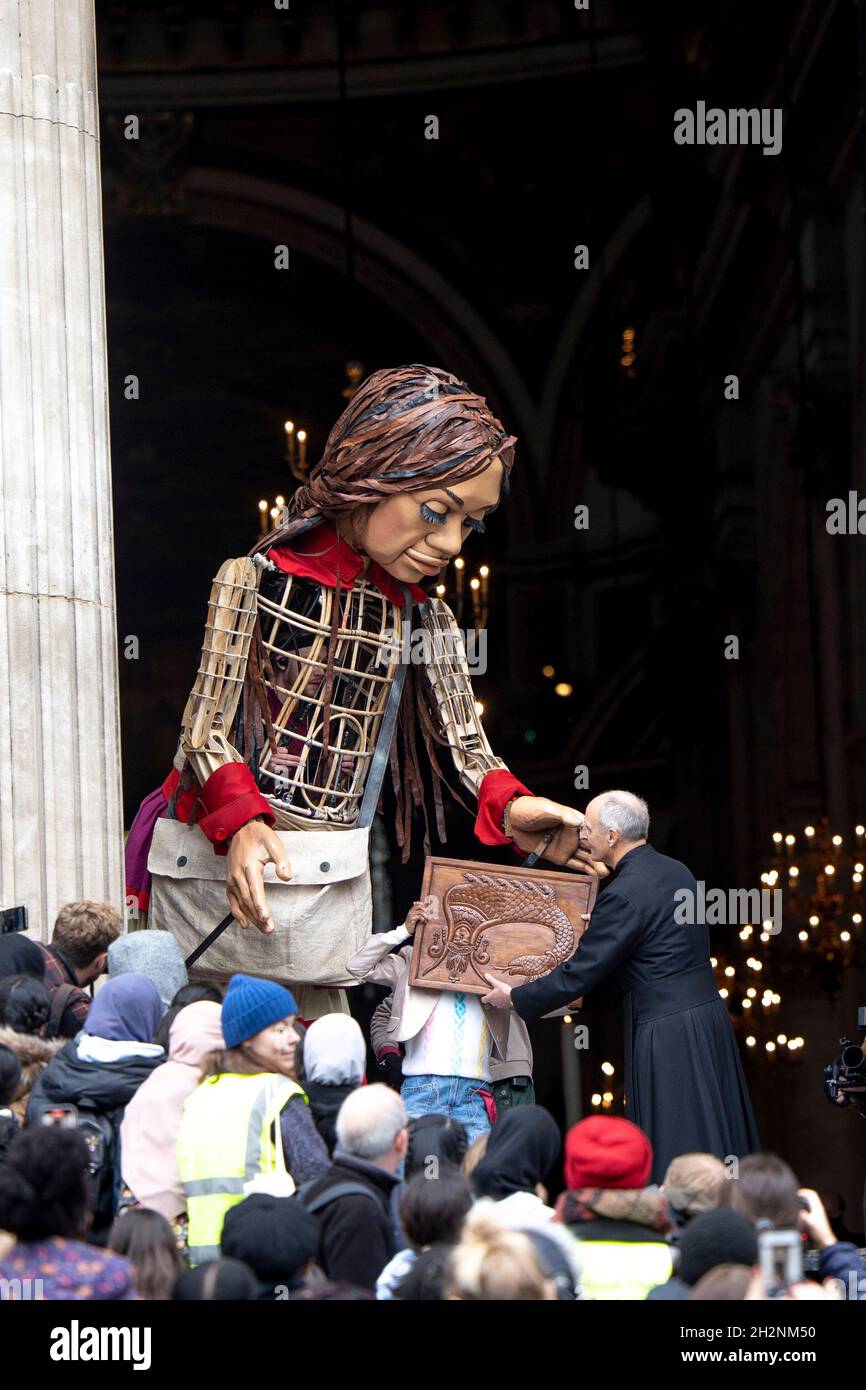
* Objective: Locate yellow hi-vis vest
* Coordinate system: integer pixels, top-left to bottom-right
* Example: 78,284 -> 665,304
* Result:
177,1071 -> 305,1265
576,1238 -> 673,1300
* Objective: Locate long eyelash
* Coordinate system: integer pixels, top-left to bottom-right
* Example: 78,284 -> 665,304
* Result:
420,502 -> 486,535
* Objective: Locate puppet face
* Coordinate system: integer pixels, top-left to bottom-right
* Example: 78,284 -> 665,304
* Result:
342,456 -> 505,583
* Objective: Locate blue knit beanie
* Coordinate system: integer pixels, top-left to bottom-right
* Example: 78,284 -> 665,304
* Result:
221,974 -> 299,1050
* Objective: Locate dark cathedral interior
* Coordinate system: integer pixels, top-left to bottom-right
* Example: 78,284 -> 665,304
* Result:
101,1 -> 866,1218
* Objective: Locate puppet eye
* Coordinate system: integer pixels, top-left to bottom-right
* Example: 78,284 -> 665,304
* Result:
464,516 -> 486,534
420,504 -> 447,525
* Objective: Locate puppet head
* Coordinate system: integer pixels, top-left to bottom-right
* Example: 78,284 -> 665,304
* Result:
258,364 -> 517,582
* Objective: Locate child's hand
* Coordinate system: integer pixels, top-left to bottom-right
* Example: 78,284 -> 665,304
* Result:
405,895 -> 437,936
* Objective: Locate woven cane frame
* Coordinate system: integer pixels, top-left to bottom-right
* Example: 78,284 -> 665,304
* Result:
255,572 -> 401,824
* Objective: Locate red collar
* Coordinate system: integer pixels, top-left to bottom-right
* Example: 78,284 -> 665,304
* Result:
267,521 -> 428,607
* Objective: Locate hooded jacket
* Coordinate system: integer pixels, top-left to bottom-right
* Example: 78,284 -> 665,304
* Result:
472,1106 -> 562,1201
120,1001 -> 224,1220
300,1015 -> 366,1155
25,1036 -> 163,1124
108,931 -> 188,1009
25,1032 -> 164,1222
25,975 -> 166,1223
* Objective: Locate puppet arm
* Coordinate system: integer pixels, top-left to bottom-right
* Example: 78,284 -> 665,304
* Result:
176,557 -> 275,846
419,597 -> 594,871
418,596 -> 532,843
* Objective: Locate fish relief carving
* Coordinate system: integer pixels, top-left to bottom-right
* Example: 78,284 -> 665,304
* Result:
420,871 -> 575,986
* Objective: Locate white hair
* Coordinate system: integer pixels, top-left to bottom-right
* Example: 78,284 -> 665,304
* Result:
595,790 -> 650,842
335,1082 -> 407,1161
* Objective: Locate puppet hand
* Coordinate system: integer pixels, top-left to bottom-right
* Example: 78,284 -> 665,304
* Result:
569,848 -> 610,879
226,819 -> 292,934
508,796 -> 596,872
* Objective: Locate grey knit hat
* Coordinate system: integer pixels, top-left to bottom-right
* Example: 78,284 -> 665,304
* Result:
108,930 -> 188,1008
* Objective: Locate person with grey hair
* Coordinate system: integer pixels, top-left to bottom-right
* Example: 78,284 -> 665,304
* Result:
482,791 -> 760,1183
297,1084 -> 408,1290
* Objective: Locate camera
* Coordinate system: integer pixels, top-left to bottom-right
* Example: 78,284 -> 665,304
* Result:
823,1009 -> 866,1116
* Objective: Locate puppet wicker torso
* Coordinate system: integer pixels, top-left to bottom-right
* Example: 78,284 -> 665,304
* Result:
176,548 -> 508,834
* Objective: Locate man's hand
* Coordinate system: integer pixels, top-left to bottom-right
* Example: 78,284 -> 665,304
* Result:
405,895 -> 437,937
797,1188 -> 836,1250
481,974 -> 513,1009
508,796 -> 608,877
226,819 -> 292,933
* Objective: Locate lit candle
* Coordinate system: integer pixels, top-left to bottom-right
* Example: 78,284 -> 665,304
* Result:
469,575 -> 481,629
284,420 -> 295,468
297,429 -> 307,470
453,556 -> 465,620
479,563 -> 490,616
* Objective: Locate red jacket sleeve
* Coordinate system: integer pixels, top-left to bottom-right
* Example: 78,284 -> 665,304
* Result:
194,763 -> 275,854
474,769 -> 534,846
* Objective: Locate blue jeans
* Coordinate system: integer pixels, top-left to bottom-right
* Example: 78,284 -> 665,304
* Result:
401,1073 -> 493,1147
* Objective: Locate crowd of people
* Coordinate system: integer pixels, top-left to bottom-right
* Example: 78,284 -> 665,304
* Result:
0,901 -> 862,1301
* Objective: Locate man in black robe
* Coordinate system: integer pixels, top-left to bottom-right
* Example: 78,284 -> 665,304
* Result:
481,790 -> 760,1184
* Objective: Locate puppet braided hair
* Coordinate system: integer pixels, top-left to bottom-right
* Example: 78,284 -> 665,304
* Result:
244,364 -> 517,859
253,363 -> 516,550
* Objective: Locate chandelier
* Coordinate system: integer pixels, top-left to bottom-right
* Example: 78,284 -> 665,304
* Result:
711,949 -> 805,1064
762,818 -> 865,993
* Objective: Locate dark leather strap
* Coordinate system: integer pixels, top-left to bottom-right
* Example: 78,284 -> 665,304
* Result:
45,982 -> 76,1039
357,583 -> 414,829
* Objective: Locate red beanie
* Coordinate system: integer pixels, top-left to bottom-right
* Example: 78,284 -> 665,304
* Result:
564,1116 -> 653,1190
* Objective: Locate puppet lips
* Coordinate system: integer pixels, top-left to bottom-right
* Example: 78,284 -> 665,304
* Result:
405,549 -> 443,574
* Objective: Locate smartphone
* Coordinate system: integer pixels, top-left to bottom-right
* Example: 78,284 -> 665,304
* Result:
39,1104 -> 79,1129
0,905 -> 28,935
758,1228 -> 802,1293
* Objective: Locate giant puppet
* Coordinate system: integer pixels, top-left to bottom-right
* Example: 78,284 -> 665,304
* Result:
125,365 -> 590,1015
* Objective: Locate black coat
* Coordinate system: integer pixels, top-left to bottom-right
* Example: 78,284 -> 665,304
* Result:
301,1151 -> 399,1291
26,1037 -> 163,1119
26,1039 -> 163,1220
512,844 -> 760,1183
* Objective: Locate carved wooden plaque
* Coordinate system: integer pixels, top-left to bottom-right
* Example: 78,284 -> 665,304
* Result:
407,856 -> 598,997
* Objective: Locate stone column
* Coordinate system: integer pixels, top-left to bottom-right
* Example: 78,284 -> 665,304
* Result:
0,1 -> 124,935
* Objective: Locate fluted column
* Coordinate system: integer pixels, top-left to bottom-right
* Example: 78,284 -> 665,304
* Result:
0,1 -> 124,934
